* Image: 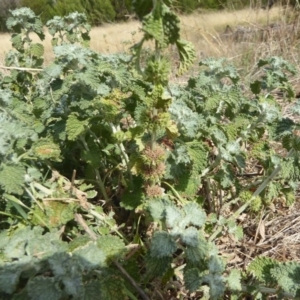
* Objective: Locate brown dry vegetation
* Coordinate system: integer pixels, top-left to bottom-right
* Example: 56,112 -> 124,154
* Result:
179,6 -> 300,77
0,5 -> 298,68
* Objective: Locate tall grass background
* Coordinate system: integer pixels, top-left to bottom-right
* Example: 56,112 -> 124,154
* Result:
0,5 -> 299,84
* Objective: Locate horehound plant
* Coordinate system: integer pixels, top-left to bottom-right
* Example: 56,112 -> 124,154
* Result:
1,1 -> 300,299
124,0 -> 195,200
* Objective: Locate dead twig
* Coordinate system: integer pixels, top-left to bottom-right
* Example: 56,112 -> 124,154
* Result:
74,213 -> 97,240
0,65 -> 43,72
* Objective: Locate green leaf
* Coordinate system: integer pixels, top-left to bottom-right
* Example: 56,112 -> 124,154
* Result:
204,95 -> 221,111
78,66 -> 100,91
97,272 -> 127,300
227,269 -> 242,291
248,256 -> 278,285
47,252 -> 73,277
146,255 -> 173,278
250,80 -> 261,94
176,39 -> 196,75
2,227 -> 35,260
0,111 -> 37,156
150,231 -> 177,257
142,13 -> 165,46
11,34 -> 23,51
184,268 -> 202,292
120,176 -> 143,210
7,8 -> 44,40
68,235 -> 91,252
187,143 -> 208,173
233,225 -> 244,240
26,230 -> 66,259
169,100 -> 202,138
62,275 -> 84,298
214,165 -> 235,189
3,193 -> 29,220
31,138 -> 61,161
0,231 -> 10,254
0,164 -> 26,195
84,272 -> 127,300
183,202 -> 206,227
66,113 -> 88,141
181,227 -> 199,247
82,144 -> 102,167
271,262 -> 300,297
204,273 -> 225,300
11,289 -> 31,300
97,235 -> 126,262
0,266 -> 22,294
29,43 -> 44,57
84,279 -> 105,300
43,201 -> 78,228
45,62 -> 62,75
210,127 -> 227,145
73,241 -> 107,270
147,199 -> 168,221
185,242 -> 208,264
208,255 -> 225,273
165,205 -> 182,228
27,276 -> 62,300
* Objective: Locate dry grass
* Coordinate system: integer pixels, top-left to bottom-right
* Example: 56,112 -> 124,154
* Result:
0,5 -> 300,86
175,7 -> 281,63
180,5 -> 284,35
0,20 -> 143,66
0,6 -> 292,63
0,32 -> 12,65
179,6 -> 300,74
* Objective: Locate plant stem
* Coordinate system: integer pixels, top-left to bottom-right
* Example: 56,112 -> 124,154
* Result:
109,123 -> 133,184
162,181 -> 187,205
241,284 -> 295,299
74,213 -> 150,300
201,152 -> 222,178
114,261 -> 150,300
80,136 -> 110,202
110,123 -> 130,166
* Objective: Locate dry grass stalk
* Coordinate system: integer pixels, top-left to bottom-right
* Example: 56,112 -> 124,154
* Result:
0,6 -> 294,67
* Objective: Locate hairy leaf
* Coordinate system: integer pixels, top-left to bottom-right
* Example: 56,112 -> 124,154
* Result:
27,276 -> 62,300
150,231 -> 177,257
73,241 -> 107,270
0,164 -> 26,195
66,113 -> 88,141
227,269 -> 242,291
97,235 -> 126,262
120,176 -> 144,210
176,39 -> 196,75
183,202 -> 206,227
184,268 -> 202,292
29,43 -> 44,58
248,256 -> 278,285
0,266 -> 22,294
84,272 -> 127,299
146,255 -> 173,278
31,138 -> 61,161
271,262 -> 300,297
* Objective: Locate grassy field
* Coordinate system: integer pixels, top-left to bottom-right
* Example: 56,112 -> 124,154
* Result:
0,5 -> 299,79
92,5 -> 291,56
